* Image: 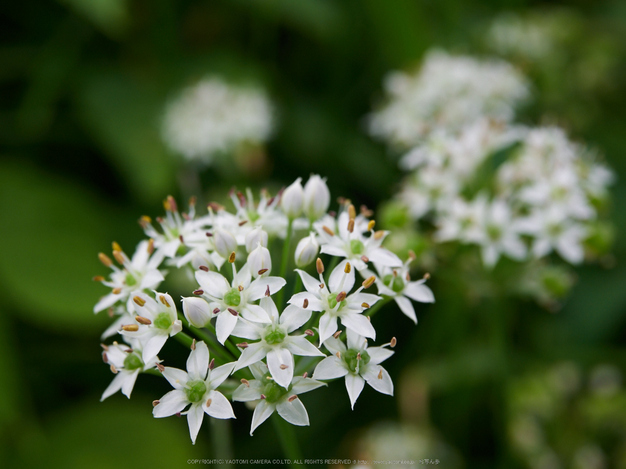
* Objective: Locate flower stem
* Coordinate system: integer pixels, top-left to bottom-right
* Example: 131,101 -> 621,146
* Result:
277,217 -> 294,309
272,414 -> 302,466
210,418 -> 234,469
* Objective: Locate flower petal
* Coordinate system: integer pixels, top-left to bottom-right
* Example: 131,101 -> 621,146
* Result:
276,398 -> 309,426
345,373 -> 365,409
394,296 -> 417,323
404,281 -> 435,303
209,362 -> 236,389
295,269 -> 322,294
312,356 -> 348,380
340,313 -> 376,340
318,313 -> 338,344
195,270 -> 230,299
120,370 -> 140,398
290,376 -> 327,395
231,318 -> 262,340
363,365 -> 394,396
367,346 -> 394,366
142,333 -> 168,362
100,372 -> 126,401
288,292 -> 323,311
153,390 -> 188,418
280,305 -> 311,333
234,342 -> 268,372
216,311 -> 239,345
204,390 -> 235,419
232,380 -> 263,402
247,276 -> 287,300
187,403 -> 205,444
286,336 -> 325,357
267,348 -> 294,389
328,260 -> 355,293
186,341 -> 210,381
250,400 -> 275,435
367,247 -> 402,267
162,367 -> 189,390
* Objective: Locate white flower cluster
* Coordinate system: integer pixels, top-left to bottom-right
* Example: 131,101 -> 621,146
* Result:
368,50 -> 529,149
161,77 -> 273,163
94,175 -> 434,443
370,50 -> 613,269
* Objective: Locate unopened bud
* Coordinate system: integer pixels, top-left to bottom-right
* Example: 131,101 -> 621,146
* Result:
213,229 -> 237,259
182,297 -> 212,328
248,243 -> 272,278
281,177 -> 304,218
245,227 -> 269,253
294,233 -> 319,268
303,175 -> 330,220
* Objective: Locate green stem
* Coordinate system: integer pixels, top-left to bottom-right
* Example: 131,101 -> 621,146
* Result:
173,331 -> 194,348
272,414 -> 302,466
277,218 -> 294,309
210,418 -> 234,469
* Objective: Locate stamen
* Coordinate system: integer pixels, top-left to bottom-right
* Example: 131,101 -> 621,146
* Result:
147,238 -> 155,254
344,262 -> 352,274
228,251 -> 236,263
191,339 -> 196,350
166,195 -> 178,212
107,308 -> 114,318
333,330 -> 341,339
361,255 -> 370,263
288,395 -> 298,402
100,343 -> 109,351
260,394 -> 266,399
238,285 -> 244,292
357,353 -> 362,360
207,202 -> 224,212
361,302 -> 370,309
205,231 -> 213,237
228,308 -> 238,316
159,295 -> 170,307
316,258 -> 324,274
102,353 -> 108,363
335,291 -> 347,302
193,289 -> 204,295
112,287 -> 122,295
152,400 -> 160,407
133,296 -> 146,306
367,220 -> 376,231
139,215 -> 152,227
374,230 -> 384,240
238,220 -> 248,226
209,358 -> 215,370
112,241 -> 122,252
237,342 -> 249,349
110,365 -> 118,374
423,272 -> 431,280
305,329 -> 314,336
179,234 -> 184,244
362,276 -> 376,289
189,196 -> 197,207
280,364 -> 288,370
335,351 -> 341,358
348,204 -> 356,220
347,219 -> 355,233
360,204 -> 373,217
93,276 -> 105,282
157,363 -> 165,372
408,250 -> 416,260
302,372 -> 308,378
265,285 -> 271,297
112,250 -> 125,264
205,398 -> 212,407
98,253 -> 113,267
319,283 -> 325,289
241,379 -> 250,387
121,325 -> 138,332
213,308 -> 220,314
258,268 -> 269,275
199,265 -> 209,271
303,299 -> 309,309
390,337 -> 397,348
135,316 -> 152,325
378,369 -> 383,379
322,226 -> 334,236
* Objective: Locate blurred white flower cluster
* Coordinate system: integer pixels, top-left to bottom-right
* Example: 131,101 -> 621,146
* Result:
94,175 -> 434,443
161,77 -> 273,164
368,50 -> 529,149
370,49 -> 613,270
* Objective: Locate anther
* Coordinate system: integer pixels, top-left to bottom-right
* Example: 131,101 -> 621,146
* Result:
147,238 -> 155,254
98,253 -> 113,267
100,343 -> 109,351
107,308 -> 114,318
191,339 -> 196,350
258,268 -> 268,275
423,272 -> 431,280
378,369 -> 383,379
152,400 -> 160,407
266,376 -> 273,380
288,395 -> 298,402
238,220 -> 248,226
159,295 -> 170,307
344,262 -> 352,274
408,250 -> 416,260
361,255 -> 370,263
336,351 -> 341,358
139,215 -> 152,227
124,348 -> 133,353
335,291 -> 346,302
209,358 -> 215,370
280,364 -> 288,370
199,265 -> 209,272
110,364 -> 118,374
112,241 -> 122,252
228,251 -> 236,263
261,394 -> 266,400
112,287 -> 122,295
316,258 -> 324,274
93,275 -> 105,282
357,353 -> 362,360
348,204 -> 356,220
265,285 -> 271,297
189,196 -> 197,207
390,337 -> 397,348
207,202 -> 224,212
122,324 -> 139,332
241,379 -> 250,387
361,302 -> 370,309
165,195 -> 177,212
322,226 -> 335,236
157,364 -> 165,372
347,219 -> 355,233
228,308 -> 238,316
205,398 -> 212,407
374,230 -> 385,240
362,276 -> 376,289
205,232 -> 213,237
193,289 -> 204,295
303,299 -> 309,308
367,220 -> 376,231
135,316 -> 152,325
112,250 -> 125,265
238,285 -> 244,292
305,329 -> 314,336
303,372 -> 308,378
360,205 -> 373,217
179,234 -> 184,244
213,308 -> 220,314
319,283 -> 325,289
333,330 -> 341,339
237,342 -> 249,349
102,353 -> 108,363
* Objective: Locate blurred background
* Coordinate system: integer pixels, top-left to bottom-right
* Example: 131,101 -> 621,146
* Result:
1,0 -> 626,468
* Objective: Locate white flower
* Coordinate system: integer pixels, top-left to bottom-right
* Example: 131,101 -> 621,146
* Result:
94,240 -> 164,314
229,187 -> 287,238
303,175 -> 331,221
121,291 -> 183,362
161,77 -> 273,163
289,259 -> 381,343
232,362 -> 325,435
316,210 -> 402,270
182,296 -> 213,328
153,342 -> 236,444
313,329 -> 394,409
281,178 -> 304,219
232,297 -> 324,388
248,243 -> 273,278
194,264 -> 286,344
245,226 -> 269,253
100,339 -> 160,401
294,233 -> 319,268
366,260 -> 435,324
212,228 -> 238,259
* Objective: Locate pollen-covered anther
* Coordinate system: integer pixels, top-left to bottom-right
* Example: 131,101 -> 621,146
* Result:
133,296 -> 146,306
266,376 -> 274,381
260,394 -> 266,400
238,220 -> 248,226
241,379 -> 250,387
124,348 -> 133,353
107,308 -> 114,318
164,195 -> 178,212
361,302 -> 370,309
112,287 -> 122,295
228,308 -> 238,316
335,351 -> 341,358
378,369 -> 383,379
178,234 -> 184,244
157,363 -> 165,372
193,289 -> 204,296
367,220 -> 376,231
207,202 -> 224,212
357,353 -> 362,360
374,230 -> 385,240
209,358 -> 215,370
423,272 -> 431,280
152,400 -> 160,407
258,268 -> 268,275
280,364 -> 289,370
390,337 -> 397,348
408,250 -> 417,260
112,241 -> 122,252
238,285 -> 244,292
199,265 -> 209,272
98,253 -> 113,267
302,372 -> 308,378
348,204 -> 356,220
159,295 -> 170,307
191,339 -> 196,351
110,364 -> 118,374
265,285 -> 271,297
288,395 -> 298,402
319,283 -> 325,289
112,250 -> 125,265
102,353 -> 108,363
205,398 -> 212,408
335,291 -> 347,302
322,226 -> 334,236
305,329 -> 314,336
237,342 -> 249,349
135,316 -> 152,325
361,255 -> 370,263
344,262 -> 352,274
147,238 -> 155,254
228,251 -> 236,263
333,330 -> 341,339
347,219 -> 355,233
205,232 -> 213,237
122,324 -> 139,332
139,215 -> 152,228
100,343 -> 109,351
360,205 -> 374,217
93,275 -> 105,282
213,308 -> 220,314
316,258 -> 324,274
362,276 -> 376,289
406,273 -> 411,281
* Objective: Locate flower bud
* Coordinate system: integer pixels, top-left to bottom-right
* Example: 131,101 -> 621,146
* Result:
294,233 -> 319,267
182,297 -> 212,328
245,226 -> 269,253
281,177 -> 304,219
248,243 -> 272,277
213,228 -> 237,259
303,175 -> 330,221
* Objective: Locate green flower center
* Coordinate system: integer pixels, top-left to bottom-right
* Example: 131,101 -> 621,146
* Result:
248,210 -> 260,223
123,352 -> 144,371
383,273 -> 405,293
224,288 -> 241,307
125,273 -> 137,287
327,292 -> 347,310
344,349 -> 370,373
262,375 -> 288,403
154,312 -> 172,330
486,224 -> 502,241
350,239 -> 365,255
264,327 -> 286,345
185,380 -> 207,403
